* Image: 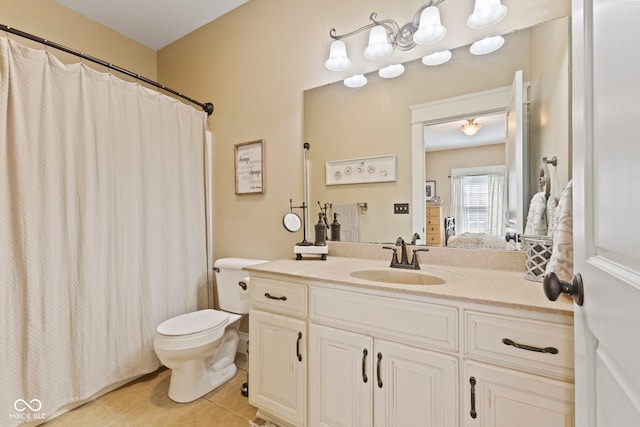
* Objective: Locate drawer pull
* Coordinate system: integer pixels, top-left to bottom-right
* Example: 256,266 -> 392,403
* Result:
264,292 -> 287,301
376,352 -> 383,388
469,377 -> 477,419
362,349 -> 368,383
502,338 -> 559,354
296,332 -> 302,362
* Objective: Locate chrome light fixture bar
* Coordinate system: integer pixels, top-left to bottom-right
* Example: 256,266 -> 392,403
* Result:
326,0 -> 508,87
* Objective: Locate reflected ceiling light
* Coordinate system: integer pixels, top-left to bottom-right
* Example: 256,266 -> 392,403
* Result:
344,74 -> 368,88
325,40 -> 352,71
378,64 -> 405,78
460,119 -> 482,136
470,35 -> 504,55
467,0 -> 508,29
422,50 -> 452,66
413,6 -> 446,45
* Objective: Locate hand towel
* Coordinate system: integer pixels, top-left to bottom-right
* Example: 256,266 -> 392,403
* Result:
545,180 -> 573,281
524,192 -> 548,236
332,204 -> 360,242
546,196 -> 558,237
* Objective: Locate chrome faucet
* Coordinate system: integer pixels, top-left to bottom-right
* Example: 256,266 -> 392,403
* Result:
383,237 -> 429,270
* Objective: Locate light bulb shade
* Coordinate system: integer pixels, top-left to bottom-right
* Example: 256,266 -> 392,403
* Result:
344,74 -> 368,88
461,119 -> 482,136
364,25 -> 393,60
467,0 -> 508,29
325,40 -> 352,71
470,35 -> 504,55
378,64 -> 405,78
413,6 -> 446,45
422,50 -> 452,66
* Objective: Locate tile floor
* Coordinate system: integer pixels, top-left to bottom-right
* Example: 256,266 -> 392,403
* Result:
43,354 -> 263,427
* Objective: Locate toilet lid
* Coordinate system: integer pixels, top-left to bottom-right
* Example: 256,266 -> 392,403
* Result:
157,309 -> 229,336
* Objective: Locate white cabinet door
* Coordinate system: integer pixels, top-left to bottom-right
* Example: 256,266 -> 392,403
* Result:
464,361 -> 574,427
374,340 -> 459,427
571,1 -> 640,425
308,324 -> 373,427
249,309 -> 306,426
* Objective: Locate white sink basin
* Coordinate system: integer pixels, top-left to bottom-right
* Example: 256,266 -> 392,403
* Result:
349,268 -> 454,285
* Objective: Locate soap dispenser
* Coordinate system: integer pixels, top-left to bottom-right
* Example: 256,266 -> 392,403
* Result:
330,213 -> 341,241
314,213 -> 327,246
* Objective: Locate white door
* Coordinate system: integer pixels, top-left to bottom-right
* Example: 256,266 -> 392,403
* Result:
505,70 -> 525,235
308,324 -> 373,427
464,361 -> 574,427
249,310 -> 306,426
373,340 -> 458,427
570,0 -> 640,425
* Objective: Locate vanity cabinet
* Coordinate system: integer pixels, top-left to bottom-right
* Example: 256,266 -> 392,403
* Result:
462,310 -> 574,427
308,286 -> 459,427
249,277 -> 307,427
248,266 -> 574,427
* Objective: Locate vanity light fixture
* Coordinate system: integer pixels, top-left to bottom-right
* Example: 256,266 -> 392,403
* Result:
461,119 -> 482,136
326,0 -> 508,87
467,0 -> 508,29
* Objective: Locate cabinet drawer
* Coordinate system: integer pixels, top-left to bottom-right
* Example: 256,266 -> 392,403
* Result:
250,276 -> 307,318
426,224 -> 441,234
465,310 -> 574,380
310,287 -> 458,352
425,234 -> 443,245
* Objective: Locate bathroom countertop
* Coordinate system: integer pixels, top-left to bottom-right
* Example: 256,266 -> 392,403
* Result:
244,257 -> 574,316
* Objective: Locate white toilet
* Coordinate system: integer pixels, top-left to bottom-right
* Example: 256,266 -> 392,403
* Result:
153,257 -> 267,403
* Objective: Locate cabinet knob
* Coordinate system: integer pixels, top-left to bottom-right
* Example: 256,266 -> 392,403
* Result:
543,272 -> 584,306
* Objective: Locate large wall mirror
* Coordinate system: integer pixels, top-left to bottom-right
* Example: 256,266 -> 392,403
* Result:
304,16 -> 570,247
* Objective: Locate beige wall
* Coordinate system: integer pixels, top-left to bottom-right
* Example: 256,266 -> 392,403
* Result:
426,143 -> 506,219
157,0 -> 571,262
528,17 -> 572,201
0,0 -> 157,78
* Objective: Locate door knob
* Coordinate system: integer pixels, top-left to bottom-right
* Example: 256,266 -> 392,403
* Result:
543,272 -> 584,306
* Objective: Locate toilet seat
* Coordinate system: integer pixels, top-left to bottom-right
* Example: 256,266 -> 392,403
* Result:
154,309 -> 232,351
157,309 -> 229,336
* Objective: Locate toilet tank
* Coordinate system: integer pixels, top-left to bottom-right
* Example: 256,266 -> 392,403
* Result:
213,257 -> 268,314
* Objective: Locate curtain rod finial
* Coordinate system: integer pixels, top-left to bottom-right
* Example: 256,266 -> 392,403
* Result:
203,103 -> 214,115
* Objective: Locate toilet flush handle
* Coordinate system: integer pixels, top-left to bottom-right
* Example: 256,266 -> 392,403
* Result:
238,280 -> 247,291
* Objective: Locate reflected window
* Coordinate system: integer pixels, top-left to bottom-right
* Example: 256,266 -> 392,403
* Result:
451,165 -> 505,236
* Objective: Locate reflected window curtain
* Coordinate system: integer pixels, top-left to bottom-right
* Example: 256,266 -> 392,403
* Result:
486,173 -> 506,236
0,37 -> 208,424
451,175 -> 469,233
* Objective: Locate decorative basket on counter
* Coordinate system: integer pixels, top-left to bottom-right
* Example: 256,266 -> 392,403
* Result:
521,235 -> 553,282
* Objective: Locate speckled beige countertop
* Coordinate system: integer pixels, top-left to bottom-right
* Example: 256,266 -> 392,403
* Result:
245,256 -> 574,316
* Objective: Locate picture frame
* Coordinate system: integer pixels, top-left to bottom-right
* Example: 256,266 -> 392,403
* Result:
234,139 -> 265,194
425,180 -> 436,201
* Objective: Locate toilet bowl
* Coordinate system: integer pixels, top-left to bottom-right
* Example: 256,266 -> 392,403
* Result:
153,257 -> 267,403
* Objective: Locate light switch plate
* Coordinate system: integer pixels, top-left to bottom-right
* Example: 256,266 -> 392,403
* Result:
394,203 -> 409,214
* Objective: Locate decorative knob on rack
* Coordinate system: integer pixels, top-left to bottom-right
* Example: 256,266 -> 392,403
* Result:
543,272 -> 584,306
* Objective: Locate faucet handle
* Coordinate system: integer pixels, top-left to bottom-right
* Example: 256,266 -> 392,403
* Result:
410,248 -> 430,270
382,246 -> 399,267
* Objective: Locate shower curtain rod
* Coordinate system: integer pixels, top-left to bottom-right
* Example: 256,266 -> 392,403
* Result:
1,24 -> 214,115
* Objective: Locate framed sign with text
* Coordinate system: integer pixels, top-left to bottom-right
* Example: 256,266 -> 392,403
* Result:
234,139 -> 265,194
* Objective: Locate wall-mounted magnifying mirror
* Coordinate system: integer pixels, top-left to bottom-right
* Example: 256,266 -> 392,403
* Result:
283,212 -> 302,232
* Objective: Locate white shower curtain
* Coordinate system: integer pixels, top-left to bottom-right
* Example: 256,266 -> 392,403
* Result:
0,37 -> 208,425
